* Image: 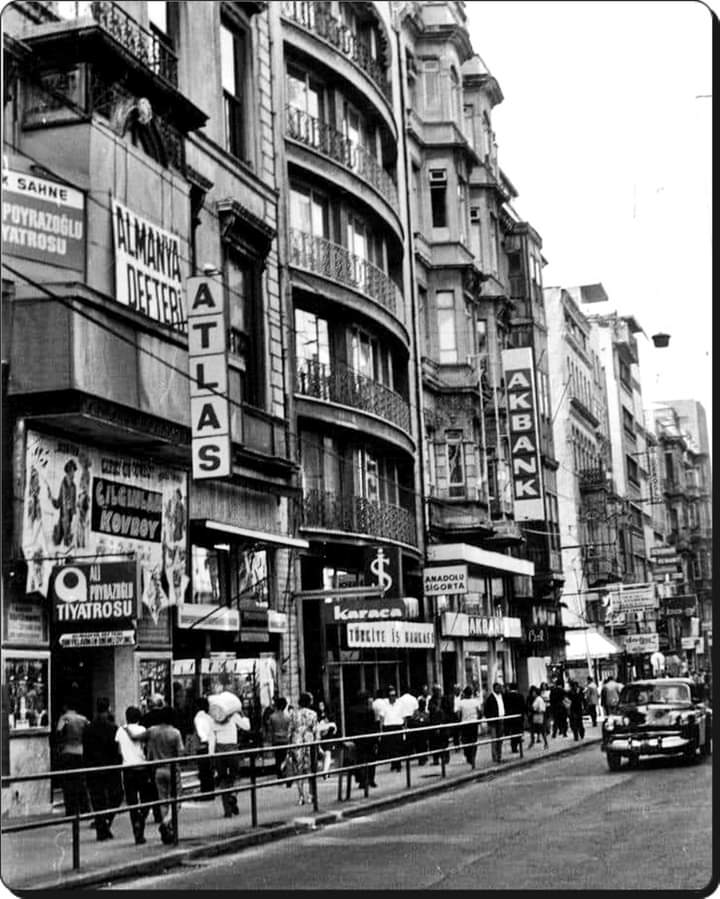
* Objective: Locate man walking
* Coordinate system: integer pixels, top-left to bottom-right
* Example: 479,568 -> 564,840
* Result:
483,682 -> 506,763
568,680 -> 586,741
115,706 -> 154,844
145,705 -> 184,844
503,683 -> 526,753
584,677 -> 599,726
83,697 -> 123,841
378,686 -> 406,772
601,674 -> 623,717
346,690 -> 378,789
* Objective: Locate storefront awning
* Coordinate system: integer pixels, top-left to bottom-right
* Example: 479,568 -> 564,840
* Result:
565,629 -> 623,660
203,520 -> 309,550
426,543 -> 534,577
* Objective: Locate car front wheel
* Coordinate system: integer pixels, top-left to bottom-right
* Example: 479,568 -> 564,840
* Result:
606,751 -> 622,771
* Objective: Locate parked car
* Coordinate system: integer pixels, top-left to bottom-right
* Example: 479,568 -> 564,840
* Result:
601,678 -> 712,771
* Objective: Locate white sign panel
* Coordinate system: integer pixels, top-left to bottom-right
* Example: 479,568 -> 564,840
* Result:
681,637 -> 702,651
58,629 -> 136,648
501,347 -> 545,520
186,276 -> 232,479
610,584 -> 656,612
177,603 -> 239,631
111,199 -> 186,332
423,565 -> 468,595
624,633 -> 659,654
346,621 -> 435,649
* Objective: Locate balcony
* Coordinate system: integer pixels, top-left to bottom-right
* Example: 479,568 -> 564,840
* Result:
296,358 -> 410,433
301,488 -> 417,547
289,229 -> 403,324
281,1 -> 391,100
287,107 -> 398,209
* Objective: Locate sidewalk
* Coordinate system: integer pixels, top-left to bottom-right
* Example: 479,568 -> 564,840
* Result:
1,729 -> 602,891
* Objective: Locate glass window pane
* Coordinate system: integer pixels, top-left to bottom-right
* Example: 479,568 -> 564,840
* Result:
221,25 -> 236,93
148,1 -> 167,32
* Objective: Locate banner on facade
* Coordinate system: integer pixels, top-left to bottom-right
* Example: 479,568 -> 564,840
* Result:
608,584 -> 656,613
2,168 -> 85,270
501,347 -> 545,520
423,565 -> 468,595
21,430 -> 188,624
623,633 -> 660,654
440,612 -> 521,639
186,275 -> 232,479
663,594 -> 697,617
177,603 -> 239,631
111,198 -> 186,332
346,621 -> 435,649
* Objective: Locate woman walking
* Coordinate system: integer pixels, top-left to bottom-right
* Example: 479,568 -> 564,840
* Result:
287,692 -> 319,806
529,686 -> 548,749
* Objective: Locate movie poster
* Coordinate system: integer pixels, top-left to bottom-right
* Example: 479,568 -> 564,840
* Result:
22,430 -> 189,624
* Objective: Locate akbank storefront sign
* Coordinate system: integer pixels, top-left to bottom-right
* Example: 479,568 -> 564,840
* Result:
440,613 -> 522,639
22,430 -> 188,624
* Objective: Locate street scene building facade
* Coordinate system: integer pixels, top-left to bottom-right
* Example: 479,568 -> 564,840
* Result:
1,0 -> 712,820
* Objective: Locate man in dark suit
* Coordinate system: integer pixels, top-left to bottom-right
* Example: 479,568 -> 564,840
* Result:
483,682 -> 506,763
503,682 -> 526,753
346,690 -> 378,789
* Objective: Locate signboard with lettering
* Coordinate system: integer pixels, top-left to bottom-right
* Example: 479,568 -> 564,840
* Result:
624,633 -> 660,654
111,199 -> 186,332
663,595 -> 697,617
609,584 -> 656,613
177,603 -> 239,632
58,630 -> 136,648
501,347 -> 544,520
363,545 -> 401,597
346,621 -> 435,649
440,613 -> 521,639
22,431 -> 188,625
4,597 -> 48,645
51,560 -> 139,629
423,565 -> 468,596
2,168 -> 85,270
322,596 -> 406,623
186,275 -> 232,479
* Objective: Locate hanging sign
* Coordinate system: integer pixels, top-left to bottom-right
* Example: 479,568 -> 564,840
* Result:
58,630 -> 136,648
186,275 -> 232,479
623,633 -> 659,654
423,565 -> 468,595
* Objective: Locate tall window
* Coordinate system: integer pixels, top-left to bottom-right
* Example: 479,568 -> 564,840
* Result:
437,290 -> 457,363
449,67 -> 461,124
422,58 -> 440,110
224,248 -> 262,406
287,66 -> 324,146
430,170 -> 447,228
351,327 -> 394,387
446,430 -> 466,498
295,309 -> 329,368
221,20 -> 248,161
290,186 -> 328,237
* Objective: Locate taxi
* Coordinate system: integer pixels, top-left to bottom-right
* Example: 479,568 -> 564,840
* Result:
601,678 -> 712,771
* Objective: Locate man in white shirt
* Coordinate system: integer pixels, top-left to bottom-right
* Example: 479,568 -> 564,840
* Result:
379,687 -> 406,772
210,708 -> 251,818
193,697 -> 215,797
115,706 -> 154,844
372,690 -> 389,725
397,688 -> 419,721
456,687 -> 483,768
483,682 -> 506,763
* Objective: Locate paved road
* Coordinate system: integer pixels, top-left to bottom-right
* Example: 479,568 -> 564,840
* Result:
106,745 -> 712,891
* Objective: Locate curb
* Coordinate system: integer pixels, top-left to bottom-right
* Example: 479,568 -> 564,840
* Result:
23,738 -> 600,890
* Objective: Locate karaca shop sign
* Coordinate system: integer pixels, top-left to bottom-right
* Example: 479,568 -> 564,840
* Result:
52,560 -> 140,627
501,347 -> 545,521
322,596 -> 406,623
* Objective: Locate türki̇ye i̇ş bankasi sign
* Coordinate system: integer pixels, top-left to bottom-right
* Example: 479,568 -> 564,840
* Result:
111,198 -> 186,333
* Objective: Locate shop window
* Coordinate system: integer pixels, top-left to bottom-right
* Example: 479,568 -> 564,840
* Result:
221,17 -> 250,163
3,652 -> 49,732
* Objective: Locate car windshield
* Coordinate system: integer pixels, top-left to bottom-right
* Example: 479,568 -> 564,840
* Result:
620,683 -> 691,705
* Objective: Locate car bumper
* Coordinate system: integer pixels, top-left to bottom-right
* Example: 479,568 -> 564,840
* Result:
601,734 -> 689,755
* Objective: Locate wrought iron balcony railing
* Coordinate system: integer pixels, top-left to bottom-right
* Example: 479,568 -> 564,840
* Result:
85,1 -> 178,85
287,106 -> 398,207
281,1 -> 391,99
301,488 -> 417,546
577,465 -> 608,492
289,229 -> 403,323
296,358 -> 411,433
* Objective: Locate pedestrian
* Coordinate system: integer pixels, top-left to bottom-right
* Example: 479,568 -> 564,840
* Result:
407,696 -> 430,765
83,697 -> 123,842
372,688 -> 388,726
316,699 -> 338,777
378,686 -> 407,772
483,682 -> 506,763
529,687 -> 548,749
145,705 -> 184,844
550,679 -> 568,738
397,685 -> 419,722
287,691 -> 320,806
602,674 -> 623,716
345,689 -> 378,789
503,683 -> 525,753
266,696 -> 291,783
568,680 -> 586,741
451,684 -> 463,752
539,681 -> 552,735
416,684 -> 432,709
584,677 -> 599,727
55,691 -> 90,818
455,686 -> 483,768
141,695 -> 170,823
427,685 -> 450,765
192,697 -> 215,798
209,700 -> 251,818
115,706 -> 154,844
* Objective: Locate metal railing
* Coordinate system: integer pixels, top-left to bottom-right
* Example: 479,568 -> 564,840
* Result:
301,488 -> 418,546
286,107 -> 398,208
289,229 -> 403,323
0,715 -> 520,874
86,1 -> 178,86
281,1 -> 391,99
296,358 -> 411,433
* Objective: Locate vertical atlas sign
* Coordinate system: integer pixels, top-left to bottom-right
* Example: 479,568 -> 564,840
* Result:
501,347 -> 544,520
186,275 -> 231,479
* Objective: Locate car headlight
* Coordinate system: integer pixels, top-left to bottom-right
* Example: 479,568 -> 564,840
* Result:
604,718 -> 615,731
622,716 -> 630,726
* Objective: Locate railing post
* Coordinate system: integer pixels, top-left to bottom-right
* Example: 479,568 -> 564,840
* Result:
440,740 -> 447,778
310,743 -> 319,812
72,808 -> 80,870
170,761 -> 179,845
519,715 -> 524,758
249,751 -> 258,827
405,752 -> 411,789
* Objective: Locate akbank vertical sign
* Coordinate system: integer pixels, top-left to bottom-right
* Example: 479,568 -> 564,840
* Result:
186,275 -> 232,479
501,347 -> 544,520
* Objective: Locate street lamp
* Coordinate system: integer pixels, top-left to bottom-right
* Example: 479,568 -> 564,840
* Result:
651,333 -> 670,348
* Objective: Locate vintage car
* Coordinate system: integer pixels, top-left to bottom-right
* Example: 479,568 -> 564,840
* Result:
601,678 -> 712,771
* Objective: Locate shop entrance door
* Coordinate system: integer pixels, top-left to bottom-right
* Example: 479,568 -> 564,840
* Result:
328,660 -> 399,735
